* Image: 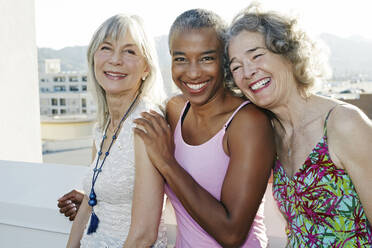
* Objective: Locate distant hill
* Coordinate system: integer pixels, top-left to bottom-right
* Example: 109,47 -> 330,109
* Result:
37,33 -> 372,82
37,35 -> 177,95
319,34 -> 372,80
37,46 -> 87,74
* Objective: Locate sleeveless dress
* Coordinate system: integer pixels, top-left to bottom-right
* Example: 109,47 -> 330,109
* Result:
80,99 -> 167,248
273,106 -> 372,247
165,101 -> 268,248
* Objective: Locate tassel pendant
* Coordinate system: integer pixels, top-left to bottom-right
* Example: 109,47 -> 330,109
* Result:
87,211 -> 100,234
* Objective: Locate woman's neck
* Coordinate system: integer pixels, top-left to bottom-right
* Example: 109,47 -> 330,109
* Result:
271,91 -> 314,136
189,87 -> 229,121
106,90 -> 139,131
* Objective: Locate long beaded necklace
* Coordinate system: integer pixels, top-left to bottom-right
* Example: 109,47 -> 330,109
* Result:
87,93 -> 140,234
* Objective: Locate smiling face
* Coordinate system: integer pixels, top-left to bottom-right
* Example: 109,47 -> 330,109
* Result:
228,30 -> 296,109
170,27 -> 225,105
93,31 -> 148,96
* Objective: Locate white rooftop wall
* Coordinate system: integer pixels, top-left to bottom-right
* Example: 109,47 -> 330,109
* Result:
0,0 -> 42,162
0,160 -> 88,248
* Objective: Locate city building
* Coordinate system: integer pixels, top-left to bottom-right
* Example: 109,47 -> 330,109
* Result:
39,59 -> 96,116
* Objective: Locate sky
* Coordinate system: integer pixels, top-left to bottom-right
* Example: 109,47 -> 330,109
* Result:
35,0 -> 372,49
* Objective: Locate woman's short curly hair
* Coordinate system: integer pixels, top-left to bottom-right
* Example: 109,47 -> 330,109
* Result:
168,9 -> 227,49
226,4 -> 331,96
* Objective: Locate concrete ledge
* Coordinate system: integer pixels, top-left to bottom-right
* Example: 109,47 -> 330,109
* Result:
0,160 -> 287,247
0,160 -> 88,247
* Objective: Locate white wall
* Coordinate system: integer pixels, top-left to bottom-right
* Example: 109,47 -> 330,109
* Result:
0,160 -> 88,248
0,0 -> 42,162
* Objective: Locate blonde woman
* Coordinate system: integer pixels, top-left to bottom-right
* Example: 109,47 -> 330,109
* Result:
66,14 -> 167,248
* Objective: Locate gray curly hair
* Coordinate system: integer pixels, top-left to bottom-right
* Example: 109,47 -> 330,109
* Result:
226,4 -> 331,97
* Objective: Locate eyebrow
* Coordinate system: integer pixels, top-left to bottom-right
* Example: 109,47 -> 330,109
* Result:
101,41 -> 137,48
172,49 -> 217,56
229,46 -> 265,65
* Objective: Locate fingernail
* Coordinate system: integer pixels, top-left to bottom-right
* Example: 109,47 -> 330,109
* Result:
66,200 -> 72,204
71,203 -> 76,207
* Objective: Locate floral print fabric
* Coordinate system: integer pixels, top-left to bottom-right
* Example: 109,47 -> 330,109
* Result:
273,110 -> 372,247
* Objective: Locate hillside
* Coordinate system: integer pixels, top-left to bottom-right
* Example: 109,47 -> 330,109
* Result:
37,33 -> 372,82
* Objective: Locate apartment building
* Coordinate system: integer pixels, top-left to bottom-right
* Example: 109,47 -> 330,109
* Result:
39,59 -> 96,117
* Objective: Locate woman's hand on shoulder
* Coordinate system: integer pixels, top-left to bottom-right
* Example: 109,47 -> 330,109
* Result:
133,110 -> 176,173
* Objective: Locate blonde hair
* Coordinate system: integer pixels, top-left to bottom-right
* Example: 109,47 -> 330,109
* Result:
87,14 -> 165,129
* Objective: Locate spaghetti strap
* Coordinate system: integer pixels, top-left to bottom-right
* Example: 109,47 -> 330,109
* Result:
323,104 -> 346,136
224,100 -> 251,130
180,101 -> 191,125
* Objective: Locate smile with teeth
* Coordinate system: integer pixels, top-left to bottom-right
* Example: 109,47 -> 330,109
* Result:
185,81 -> 208,91
104,71 -> 127,79
250,78 -> 271,91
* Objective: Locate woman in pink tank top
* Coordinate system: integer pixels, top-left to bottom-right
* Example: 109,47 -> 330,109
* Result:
134,9 -> 275,247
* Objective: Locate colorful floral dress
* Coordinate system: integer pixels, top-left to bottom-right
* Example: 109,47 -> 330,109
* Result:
273,107 -> 372,247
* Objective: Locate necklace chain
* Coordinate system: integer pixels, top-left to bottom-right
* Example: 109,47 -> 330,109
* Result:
88,93 -> 140,207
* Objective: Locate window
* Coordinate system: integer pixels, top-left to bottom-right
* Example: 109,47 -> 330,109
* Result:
59,98 -> 66,106
82,109 -> 87,114
82,85 -> 87,91
69,76 -> 79,82
40,88 -> 46,92
69,85 -> 79,92
82,76 -> 87,82
60,109 -> 67,114
51,98 -> 58,106
54,85 -> 66,92
82,98 -> 87,108
52,109 -> 58,114
53,76 -> 65,82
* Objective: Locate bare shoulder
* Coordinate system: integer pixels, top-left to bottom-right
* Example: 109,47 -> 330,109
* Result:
327,104 -> 372,168
225,102 -> 276,162
166,95 -> 187,130
230,103 -> 272,130
227,103 -> 274,145
328,104 -> 372,139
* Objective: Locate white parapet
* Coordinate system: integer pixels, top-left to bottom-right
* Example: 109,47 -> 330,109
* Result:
0,159 -> 287,248
0,160 -> 88,248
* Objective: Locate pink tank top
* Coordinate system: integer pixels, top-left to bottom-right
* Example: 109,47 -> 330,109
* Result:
165,101 -> 268,248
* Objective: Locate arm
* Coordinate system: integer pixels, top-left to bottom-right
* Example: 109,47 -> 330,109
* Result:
66,195 -> 91,248
134,106 -> 275,247
328,105 -> 372,222
123,134 -> 165,248
58,143 -> 95,221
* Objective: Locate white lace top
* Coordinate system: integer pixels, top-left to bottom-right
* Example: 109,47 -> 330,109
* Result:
80,99 -> 167,248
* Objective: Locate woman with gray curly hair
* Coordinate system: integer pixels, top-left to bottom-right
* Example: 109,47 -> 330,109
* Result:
226,5 -> 372,247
